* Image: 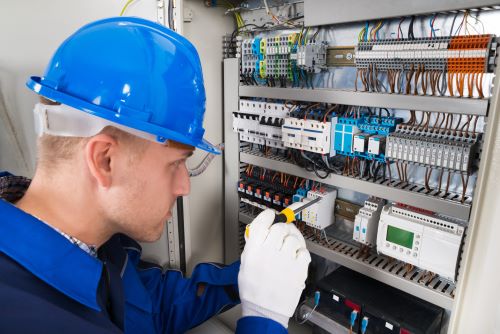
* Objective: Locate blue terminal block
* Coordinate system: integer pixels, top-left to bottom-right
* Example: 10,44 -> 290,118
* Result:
358,116 -> 402,135
252,38 -> 262,56
293,187 -> 310,220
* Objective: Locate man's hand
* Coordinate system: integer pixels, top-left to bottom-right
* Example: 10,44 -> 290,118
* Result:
238,209 -> 311,328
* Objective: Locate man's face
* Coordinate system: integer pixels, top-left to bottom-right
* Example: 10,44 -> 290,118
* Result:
103,140 -> 194,242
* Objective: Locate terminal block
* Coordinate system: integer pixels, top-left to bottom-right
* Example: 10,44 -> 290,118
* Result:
385,128 -> 478,173
353,197 -> 385,247
356,35 -> 495,72
240,33 -> 298,83
240,38 -> 262,80
265,34 -> 296,81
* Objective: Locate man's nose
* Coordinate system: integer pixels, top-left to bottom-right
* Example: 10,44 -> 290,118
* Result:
174,164 -> 191,197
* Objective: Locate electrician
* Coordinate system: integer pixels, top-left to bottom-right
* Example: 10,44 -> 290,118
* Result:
0,17 -> 310,334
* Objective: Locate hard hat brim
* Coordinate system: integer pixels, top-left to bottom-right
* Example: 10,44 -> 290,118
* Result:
27,76 -> 221,155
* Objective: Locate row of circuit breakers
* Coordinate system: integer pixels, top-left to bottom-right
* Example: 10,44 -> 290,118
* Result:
233,100 -> 476,173
238,164 -> 463,281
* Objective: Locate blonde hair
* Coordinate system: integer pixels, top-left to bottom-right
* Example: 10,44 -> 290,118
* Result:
36,97 -> 147,169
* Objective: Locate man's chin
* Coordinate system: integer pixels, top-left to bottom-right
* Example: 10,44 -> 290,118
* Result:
134,224 -> 165,243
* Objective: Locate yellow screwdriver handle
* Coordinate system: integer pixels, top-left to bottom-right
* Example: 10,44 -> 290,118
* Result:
245,207 -> 297,238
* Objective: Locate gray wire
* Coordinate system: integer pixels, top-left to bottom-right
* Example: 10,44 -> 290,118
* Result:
437,67 -> 447,96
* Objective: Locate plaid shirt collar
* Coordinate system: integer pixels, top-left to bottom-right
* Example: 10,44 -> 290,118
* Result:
0,172 -> 97,257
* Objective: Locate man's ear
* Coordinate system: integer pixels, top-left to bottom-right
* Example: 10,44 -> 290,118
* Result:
85,134 -> 118,188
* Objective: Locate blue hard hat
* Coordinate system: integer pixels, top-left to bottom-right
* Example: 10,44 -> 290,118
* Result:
26,17 -> 220,154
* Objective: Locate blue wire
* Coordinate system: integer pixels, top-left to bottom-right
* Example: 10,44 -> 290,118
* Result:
300,69 -> 308,88
364,21 -> 369,41
429,16 -> 436,37
361,317 -> 369,334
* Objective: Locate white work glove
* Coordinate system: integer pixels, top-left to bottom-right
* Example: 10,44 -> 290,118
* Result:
238,209 -> 311,328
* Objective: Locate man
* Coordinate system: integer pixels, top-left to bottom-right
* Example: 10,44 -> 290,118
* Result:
0,17 -> 310,333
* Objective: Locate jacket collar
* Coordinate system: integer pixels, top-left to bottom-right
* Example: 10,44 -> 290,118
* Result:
0,199 -> 103,311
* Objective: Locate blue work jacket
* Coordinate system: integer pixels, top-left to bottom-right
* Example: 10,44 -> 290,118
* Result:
0,173 -> 287,333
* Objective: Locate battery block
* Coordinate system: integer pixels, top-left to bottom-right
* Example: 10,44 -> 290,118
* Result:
317,267 -> 444,334
377,205 -> 465,281
353,197 -> 385,247
301,187 -> 337,230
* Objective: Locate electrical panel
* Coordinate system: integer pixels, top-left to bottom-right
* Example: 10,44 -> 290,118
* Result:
225,2 -> 500,332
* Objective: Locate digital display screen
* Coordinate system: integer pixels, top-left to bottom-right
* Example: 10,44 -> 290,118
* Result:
386,225 -> 414,249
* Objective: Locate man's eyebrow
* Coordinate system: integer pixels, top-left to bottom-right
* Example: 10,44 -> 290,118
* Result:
185,151 -> 194,158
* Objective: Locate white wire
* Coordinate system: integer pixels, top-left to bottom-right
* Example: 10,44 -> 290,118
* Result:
321,228 -> 332,246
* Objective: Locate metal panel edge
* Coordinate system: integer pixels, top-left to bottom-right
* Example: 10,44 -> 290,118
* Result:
223,58 -> 241,264
239,86 -> 488,116
304,0 -> 500,26
240,152 -> 471,221
448,47 -> 500,333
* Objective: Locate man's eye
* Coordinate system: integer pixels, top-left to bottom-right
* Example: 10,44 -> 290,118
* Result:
171,160 -> 184,168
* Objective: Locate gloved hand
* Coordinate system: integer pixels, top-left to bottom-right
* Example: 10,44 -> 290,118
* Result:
238,209 -> 311,328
